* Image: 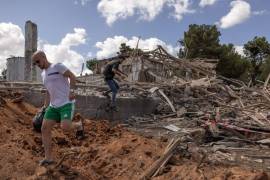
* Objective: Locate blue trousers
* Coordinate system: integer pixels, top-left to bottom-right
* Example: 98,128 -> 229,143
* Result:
105,79 -> 119,106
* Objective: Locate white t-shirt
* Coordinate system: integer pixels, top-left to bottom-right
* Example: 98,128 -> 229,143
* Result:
41,63 -> 71,107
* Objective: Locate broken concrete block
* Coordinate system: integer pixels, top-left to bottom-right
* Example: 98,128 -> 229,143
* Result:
176,107 -> 187,117
258,138 -> 270,145
164,124 -> 180,132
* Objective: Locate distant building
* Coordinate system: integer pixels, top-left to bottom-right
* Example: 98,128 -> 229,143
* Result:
6,57 -> 25,81
6,56 -> 42,82
6,20 -> 41,82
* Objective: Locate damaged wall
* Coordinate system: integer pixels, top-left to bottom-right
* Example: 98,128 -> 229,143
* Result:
6,57 -> 25,81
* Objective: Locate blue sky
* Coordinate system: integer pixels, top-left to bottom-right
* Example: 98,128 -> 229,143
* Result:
0,0 -> 269,74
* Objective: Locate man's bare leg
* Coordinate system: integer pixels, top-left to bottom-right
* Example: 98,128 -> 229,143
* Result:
41,120 -> 57,161
60,120 -> 82,131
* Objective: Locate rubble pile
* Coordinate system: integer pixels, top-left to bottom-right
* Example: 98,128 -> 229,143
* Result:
1,46 -> 270,179
123,73 -> 270,175
0,90 -> 268,179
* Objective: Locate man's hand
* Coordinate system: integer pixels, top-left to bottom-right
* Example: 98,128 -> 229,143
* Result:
69,92 -> 76,101
120,74 -> 128,81
38,106 -> 47,113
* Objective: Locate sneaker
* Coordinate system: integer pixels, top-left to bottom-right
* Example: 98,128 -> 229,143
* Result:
39,159 -> 55,166
76,130 -> 85,140
75,120 -> 85,140
110,105 -> 119,112
102,91 -> 110,99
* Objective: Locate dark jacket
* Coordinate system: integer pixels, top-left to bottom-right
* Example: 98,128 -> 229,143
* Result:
103,60 -> 120,80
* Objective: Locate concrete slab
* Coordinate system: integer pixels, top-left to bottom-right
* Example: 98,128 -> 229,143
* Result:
23,91 -> 160,121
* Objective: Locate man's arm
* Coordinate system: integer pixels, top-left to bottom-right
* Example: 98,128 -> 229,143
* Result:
63,70 -> 76,89
41,91 -> 50,110
112,68 -> 128,78
63,70 -> 77,100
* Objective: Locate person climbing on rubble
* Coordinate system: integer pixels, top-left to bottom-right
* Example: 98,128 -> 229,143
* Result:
102,55 -> 128,111
32,50 -> 84,166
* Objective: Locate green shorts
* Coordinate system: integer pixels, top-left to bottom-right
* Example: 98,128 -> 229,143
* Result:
44,103 -> 75,122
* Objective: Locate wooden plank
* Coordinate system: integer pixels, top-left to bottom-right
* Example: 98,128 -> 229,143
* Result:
158,89 -> 176,113
140,138 -> 182,180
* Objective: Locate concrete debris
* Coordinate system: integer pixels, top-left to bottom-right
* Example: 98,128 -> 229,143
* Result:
163,124 -> 180,132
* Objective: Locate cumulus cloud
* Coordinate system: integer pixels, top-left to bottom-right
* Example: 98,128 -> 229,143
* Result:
60,28 -> 87,46
0,22 -> 24,72
217,0 -> 251,29
95,36 -> 178,59
235,45 -> 244,56
199,0 -> 217,7
167,0 -> 195,21
97,0 -> 194,25
39,28 -> 88,75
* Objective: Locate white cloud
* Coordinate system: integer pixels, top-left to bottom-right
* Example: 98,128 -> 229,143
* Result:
235,45 -> 244,56
217,0 -> 251,29
199,0 -> 217,7
253,10 -> 267,16
97,0 -> 194,25
0,22 -> 24,72
60,28 -> 87,46
39,28 -> 88,75
95,36 -> 178,59
167,0 -> 195,21
95,36 -> 128,58
81,0 -> 91,6
74,0 -> 91,6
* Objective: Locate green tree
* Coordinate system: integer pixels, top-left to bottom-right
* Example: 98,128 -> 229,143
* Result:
179,24 -> 221,59
117,43 -> 133,56
1,68 -> 7,80
86,58 -> 98,71
244,36 -> 270,84
117,43 -> 143,56
258,55 -> 270,81
216,44 -> 250,79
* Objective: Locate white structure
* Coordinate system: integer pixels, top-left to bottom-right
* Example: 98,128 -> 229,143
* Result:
6,57 -> 25,81
6,56 -> 42,82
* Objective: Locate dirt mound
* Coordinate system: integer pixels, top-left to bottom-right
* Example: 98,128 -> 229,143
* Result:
0,94 -> 267,180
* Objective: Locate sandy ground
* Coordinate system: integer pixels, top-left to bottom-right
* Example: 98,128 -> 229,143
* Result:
0,92 -> 268,180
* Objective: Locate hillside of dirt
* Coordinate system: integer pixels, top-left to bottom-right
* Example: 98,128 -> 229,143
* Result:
0,91 -> 268,180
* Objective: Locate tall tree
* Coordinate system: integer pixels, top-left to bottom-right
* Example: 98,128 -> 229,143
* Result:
244,36 -> 270,84
259,55 -> 270,81
179,24 -> 221,59
117,43 -> 133,56
86,58 -> 98,71
216,44 -> 250,79
1,68 -> 7,80
117,43 -> 143,56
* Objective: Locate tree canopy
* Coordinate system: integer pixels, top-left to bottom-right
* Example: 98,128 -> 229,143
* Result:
86,58 -> 98,71
179,24 -> 221,59
1,68 -> 6,80
216,44 -> 250,79
117,43 -> 143,56
243,36 -> 270,84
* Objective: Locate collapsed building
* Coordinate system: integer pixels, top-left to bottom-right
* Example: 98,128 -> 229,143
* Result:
79,45 -> 218,86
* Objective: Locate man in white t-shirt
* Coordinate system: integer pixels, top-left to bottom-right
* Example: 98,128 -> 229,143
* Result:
32,51 -> 84,166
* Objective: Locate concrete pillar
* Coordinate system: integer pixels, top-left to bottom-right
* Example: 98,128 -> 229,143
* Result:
24,21 -> 37,81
